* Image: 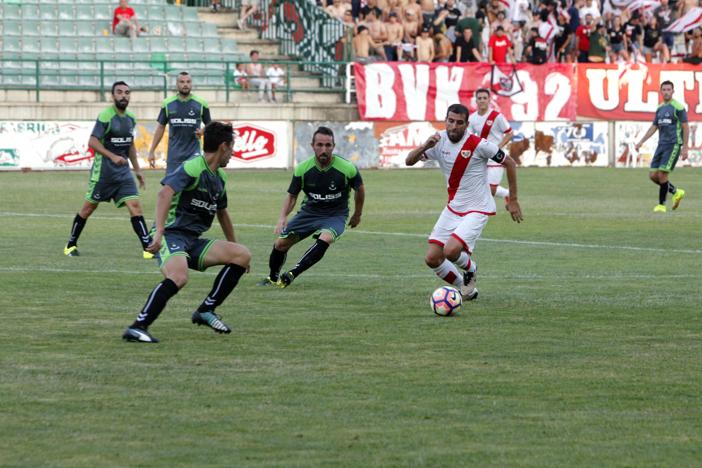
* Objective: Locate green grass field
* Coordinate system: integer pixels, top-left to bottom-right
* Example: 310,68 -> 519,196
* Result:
1,168 -> 701,466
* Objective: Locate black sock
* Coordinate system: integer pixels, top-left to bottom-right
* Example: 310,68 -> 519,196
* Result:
289,239 -> 329,278
268,247 -> 287,281
197,264 -> 247,312
133,278 -> 179,329
659,182 -> 669,204
667,182 -> 677,194
130,216 -> 152,250
67,214 -> 87,248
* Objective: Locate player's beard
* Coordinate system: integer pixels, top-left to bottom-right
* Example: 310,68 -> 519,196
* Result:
115,99 -> 129,111
317,152 -> 331,165
179,88 -> 191,97
447,129 -> 464,143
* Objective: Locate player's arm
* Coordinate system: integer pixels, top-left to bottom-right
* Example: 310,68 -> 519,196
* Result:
216,208 -> 236,243
502,155 -> 522,223
635,124 -> 658,151
406,132 -> 440,166
127,143 -> 145,190
274,193 -> 298,235
148,123 -> 166,168
498,131 -> 513,149
147,184 -> 176,253
88,136 -> 127,166
349,183 -> 365,228
681,122 -> 689,158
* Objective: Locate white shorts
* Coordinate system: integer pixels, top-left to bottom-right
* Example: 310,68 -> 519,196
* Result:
428,207 -> 489,254
487,164 -> 504,187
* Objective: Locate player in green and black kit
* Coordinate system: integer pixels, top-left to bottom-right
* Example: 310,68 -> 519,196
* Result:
635,80 -> 688,213
63,81 -> 153,258
148,72 -> 211,174
258,126 -> 365,288
123,122 -> 251,343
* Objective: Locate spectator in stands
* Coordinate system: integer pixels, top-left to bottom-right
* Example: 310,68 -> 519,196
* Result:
510,0 -> 532,30
360,0 -> 383,21
455,11 -> 484,51
452,27 -> 482,62
488,25 -> 513,63
575,13 -> 594,62
402,10 -> 420,45
643,15 -> 670,62
416,26 -> 436,61
683,28 -> 702,64
626,12 -> 644,58
655,0 -> 679,53
385,12 -> 404,61
266,63 -> 285,103
419,0 -> 436,28
608,15 -> 630,62
342,10 -> 355,27
238,0 -> 260,30
432,0 -> 462,40
245,50 -> 273,102
211,0 -> 222,13
567,0 -> 581,32
588,22 -> 609,62
233,63 -> 249,91
486,0 -> 506,23
353,25 -> 388,61
434,30 -> 453,61
326,0 -> 350,20
113,0 -> 142,40
579,0 -> 601,22
524,26 -> 548,64
361,10 -> 388,46
553,11 -> 573,62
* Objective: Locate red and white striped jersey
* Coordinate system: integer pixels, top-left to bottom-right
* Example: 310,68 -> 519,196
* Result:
424,130 -> 503,215
469,109 -> 512,168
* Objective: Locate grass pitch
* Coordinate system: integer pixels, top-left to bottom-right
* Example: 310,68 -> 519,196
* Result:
1,168 -> 701,466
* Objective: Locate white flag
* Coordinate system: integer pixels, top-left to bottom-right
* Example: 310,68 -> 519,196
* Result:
626,1 -> 661,11
664,7 -> 702,33
490,65 -> 523,97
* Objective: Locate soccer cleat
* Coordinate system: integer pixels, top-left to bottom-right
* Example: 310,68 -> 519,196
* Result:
672,188 -> 686,210
64,245 -> 80,257
256,276 -> 277,286
143,250 -> 154,260
191,311 -> 232,334
122,326 -> 159,343
277,271 -> 295,288
653,204 -> 667,213
461,268 -> 478,301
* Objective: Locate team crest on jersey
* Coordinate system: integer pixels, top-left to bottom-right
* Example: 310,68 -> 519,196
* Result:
460,150 -> 472,158
486,120 -> 493,125
188,109 -> 196,116
329,181 -> 337,190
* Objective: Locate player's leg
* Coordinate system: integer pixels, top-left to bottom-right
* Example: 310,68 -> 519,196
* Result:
661,144 -> 685,210
447,213 -> 489,300
64,200 -> 98,256
257,235 -> 298,286
191,239 -> 252,334
123,239 -> 189,343
425,209 -> 464,291
649,147 -> 667,212
119,182 -> 153,256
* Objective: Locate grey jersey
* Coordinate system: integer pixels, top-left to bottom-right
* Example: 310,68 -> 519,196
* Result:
157,94 -> 212,174
654,99 -> 687,146
89,105 -> 136,183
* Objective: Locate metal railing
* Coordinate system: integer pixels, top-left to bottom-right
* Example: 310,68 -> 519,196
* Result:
0,58 -> 350,103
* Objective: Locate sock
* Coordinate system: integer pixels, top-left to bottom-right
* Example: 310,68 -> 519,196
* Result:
453,251 -> 470,270
431,259 -> 463,288
133,279 -> 179,329
67,214 -> 87,248
659,182 -> 669,205
130,216 -> 152,250
467,258 -> 477,273
268,247 -> 287,282
667,182 -> 677,194
494,186 -> 509,199
197,264 -> 246,312
289,239 -> 330,278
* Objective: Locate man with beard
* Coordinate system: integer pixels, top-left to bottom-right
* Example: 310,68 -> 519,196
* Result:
123,122 -> 252,343
257,126 -> 365,288
63,81 -> 153,259
405,104 -> 523,300
148,72 -> 212,174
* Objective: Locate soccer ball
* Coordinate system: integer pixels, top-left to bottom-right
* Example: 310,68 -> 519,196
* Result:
431,286 -> 462,316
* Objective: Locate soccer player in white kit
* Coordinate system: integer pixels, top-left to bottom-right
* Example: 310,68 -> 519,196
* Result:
469,88 -> 513,204
406,103 -> 523,300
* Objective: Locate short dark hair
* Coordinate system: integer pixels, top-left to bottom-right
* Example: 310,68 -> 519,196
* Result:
475,88 -> 490,98
203,121 -> 234,152
312,126 -> 335,145
111,81 -> 129,94
178,71 -> 190,77
660,80 -> 674,89
446,103 -> 469,120
249,49 -> 259,57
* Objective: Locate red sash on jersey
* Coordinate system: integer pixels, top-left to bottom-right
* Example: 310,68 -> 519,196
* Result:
447,134 -> 481,203
480,110 -> 500,140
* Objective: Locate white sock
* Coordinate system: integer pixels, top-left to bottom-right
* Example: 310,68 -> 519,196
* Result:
431,260 -> 463,288
495,186 -> 509,199
454,251 -> 470,270
467,258 -> 477,273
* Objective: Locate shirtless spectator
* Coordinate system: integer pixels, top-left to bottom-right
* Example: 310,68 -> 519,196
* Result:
434,30 -> 453,61
385,12 -> 405,61
326,0 -> 350,21
353,25 -> 388,61
486,0 -> 506,24
403,10 -> 420,43
238,0 -> 260,30
683,28 -> 702,64
362,10 -> 388,45
491,10 -> 513,35
360,0 -> 383,21
404,0 -> 422,23
245,50 -> 273,102
419,0 -> 436,27
113,0 -> 142,40
416,26 -> 436,61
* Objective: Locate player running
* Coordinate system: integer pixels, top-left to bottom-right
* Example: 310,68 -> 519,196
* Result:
63,81 -> 152,259
148,72 -> 212,174
406,103 -> 523,300
635,80 -> 688,213
469,88 -> 513,205
123,122 -> 251,343
258,126 -> 365,288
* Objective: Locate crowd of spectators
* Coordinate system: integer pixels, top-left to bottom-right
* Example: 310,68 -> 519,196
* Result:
335,0 -> 702,64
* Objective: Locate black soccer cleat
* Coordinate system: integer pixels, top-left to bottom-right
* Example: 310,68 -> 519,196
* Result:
461,268 -> 478,301
191,311 -> 232,334
277,271 -> 295,289
122,326 -> 159,343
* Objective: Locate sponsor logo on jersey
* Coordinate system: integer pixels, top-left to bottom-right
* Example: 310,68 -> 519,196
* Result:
658,118 -> 673,125
110,137 -> 133,144
309,192 -> 342,201
191,199 -> 217,211
171,118 -> 198,125
232,124 -> 276,161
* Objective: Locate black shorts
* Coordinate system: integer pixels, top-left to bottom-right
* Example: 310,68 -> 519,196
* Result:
85,176 -> 139,207
280,210 -> 347,242
156,230 -> 216,271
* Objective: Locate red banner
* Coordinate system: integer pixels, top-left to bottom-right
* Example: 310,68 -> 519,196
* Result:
577,63 -> 702,121
354,62 -> 577,122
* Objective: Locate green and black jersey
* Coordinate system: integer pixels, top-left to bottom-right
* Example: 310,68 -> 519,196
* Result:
157,94 -> 212,174
90,105 -> 136,182
653,99 -> 688,147
161,155 -> 227,236
288,155 -> 363,217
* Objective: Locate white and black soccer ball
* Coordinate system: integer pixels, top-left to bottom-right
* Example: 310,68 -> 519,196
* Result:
430,286 -> 462,316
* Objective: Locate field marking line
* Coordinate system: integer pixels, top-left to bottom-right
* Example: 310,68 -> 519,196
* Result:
2,211 -> 701,255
